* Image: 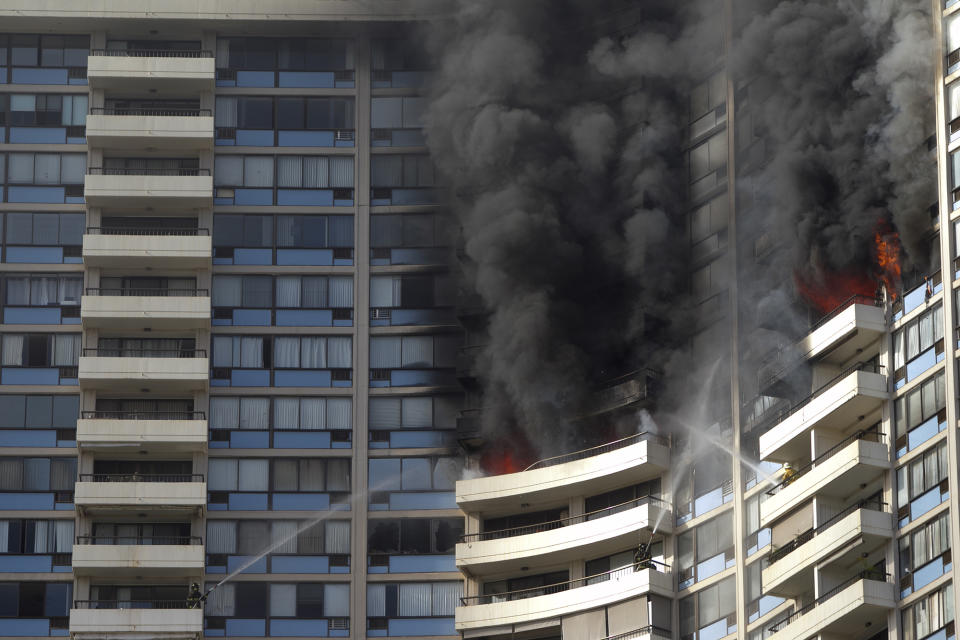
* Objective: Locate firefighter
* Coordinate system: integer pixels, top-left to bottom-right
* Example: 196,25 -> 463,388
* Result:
780,463 -> 798,486
187,583 -> 203,609
634,542 -> 653,571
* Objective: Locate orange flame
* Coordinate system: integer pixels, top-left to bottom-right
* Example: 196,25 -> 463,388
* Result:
478,434 -> 536,475
874,227 -> 901,300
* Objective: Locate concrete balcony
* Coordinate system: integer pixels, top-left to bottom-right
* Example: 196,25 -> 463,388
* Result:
763,505 -> 893,597
72,537 -> 204,576
78,350 -> 209,392
87,49 -> 215,91
76,412 -> 207,452
84,169 -> 213,208
759,366 -> 887,463
81,290 -> 210,330
765,574 -> 895,640
799,299 -> 886,364
70,604 -> 202,640
83,229 -> 212,269
74,475 -> 206,513
761,437 -> 889,527
86,109 -> 214,150
456,566 -> 673,634
457,433 -> 670,513
457,497 -> 671,577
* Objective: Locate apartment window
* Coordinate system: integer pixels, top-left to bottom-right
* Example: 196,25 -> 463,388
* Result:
207,519 -> 349,556
689,131 -> 727,200
0,458 -> 75,492
8,95 -> 86,125
675,457 -> 733,522
368,518 -> 462,555
744,492 -> 771,556
679,576 -> 736,640
893,304 -> 944,387
0,582 -> 71,619
371,39 -> 431,88
370,213 -> 451,265
91,522 -> 190,545
368,456 -> 458,510
678,512 -> 734,588
215,97 -> 273,129
101,157 -> 199,174
367,581 -> 459,633
1,334 -> 79,367
371,97 -> 426,146
0,34 -> 88,87
216,38 -> 354,88
370,274 -> 455,327
368,396 -> 457,432
897,441 -> 949,526
369,334 -> 459,388
371,155 -> 435,187
3,275 -> 82,325
210,396 -> 351,432
215,97 -> 354,146
899,511 -> 950,597
901,583 -> 954,640
204,582 -> 350,624
208,458 -> 350,493
691,253 -> 729,303
214,155 -> 354,205
584,480 -> 661,519
745,557 -> 783,623
212,275 -> 353,326
4,213 -> 83,256
7,153 -> 85,184
690,195 -> 728,260
0,394 -> 77,442
95,337 -> 196,358
895,370 -> 946,457
0,520 -> 72,555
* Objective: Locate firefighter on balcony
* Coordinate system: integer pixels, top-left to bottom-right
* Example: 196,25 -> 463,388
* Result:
187,582 -> 204,609
779,463 -> 798,487
634,540 -> 654,571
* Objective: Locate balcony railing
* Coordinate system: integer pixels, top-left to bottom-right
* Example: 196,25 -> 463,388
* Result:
81,411 -> 205,420
85,288 -> 208,297
87,167 -> 210,176
87,226 -> 209,236
90,48 -> 214,58
766,493 -> 885,565
602,627 -> 672,640
765,426 -> 883,496
89,107 -> 211,117
460,561 -> 670,606
73,599 -> 194,610
461,495 -> 670,542
83,348 -> 206,358
749,360 -> 884,436
523,431 -> 670,472
79,473 -> 204,483
76,535 -> 202,545
767,570 -> 888,634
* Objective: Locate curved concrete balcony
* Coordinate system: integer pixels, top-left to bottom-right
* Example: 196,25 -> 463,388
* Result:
83,230 -> 211,269
765,572 -> 895,640
87,49 -> 215,91
74,474 -> 205,513
81,290 -> 210,330
759,365 -> 887,463
761,436 -> 888,527
86,109 -> 214,150
457,433 -> 670,513
763,503 -> 893,597
78,350 -> 209,392
72,536 -> 204,576
457,497 -> 671,577
456,565 -> 673,634
70,603 -> 202,640
84,169 -> 213,208
77,412 -> 207,452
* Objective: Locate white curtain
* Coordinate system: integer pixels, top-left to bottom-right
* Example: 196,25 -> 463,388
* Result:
207,521 -> 237,554
31,276 -> 56,305
210,397 -> 239,429
214,156 -> 243,186
399,583 -> 432,617
54,520 -> 73,552
327,337 -> 351,368
205,583 -> 235,617
34,521 -> 50,552
402,397 -> 432,428
300,460 -> 325,491
58,276 -> 81,304
271,521 -> 297,554
370,277 -> 394,308
367,584 -> 386,616
239,398 -> 269,429
327,398 -> 352,429
369,398 -> 401,428
6,278 -> 29,306
302,156 -> 329,188
215,97 -> 238,127
325,520 -> 350,554
299,398 -> 325,430
54,334 -> 80,366
300,337 -> 326,368
240,336 -> 263,367
329,156 -> 354,188
277,156 -> 302,188
10,94 -> 36,113
238,459 -> 268,491
328,277 -> 353,308
274,337 -> 300,368
324,584 -> 350,617
208,459 -> 238,491
33,154 -> 60,184
274,398 -> 299,430
0,521 -> 8,552
325,459 -> 350,492
275,276 -> 301,307
212,336 -> 235,368
270,584 -> 296,617
7,153 -> 33,183
950,14 -> 960,54
432,582 -> 462,616
243,156 -> 274,187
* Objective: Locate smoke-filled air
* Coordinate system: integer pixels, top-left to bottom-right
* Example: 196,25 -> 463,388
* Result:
422,0 -> 936,461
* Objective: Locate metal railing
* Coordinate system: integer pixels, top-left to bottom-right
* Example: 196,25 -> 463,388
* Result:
87,167 -> 209,176
90,48 -> 213,58
79,473 -> 204,483
81,411 -> 205,420
89,107 -> 211,117
750,360 -> 884,436
461,495 -> 671,542
767,570 -> 888,634
73,599 -> 194,610
460,561 -> 670,606
601,627 -> 672,640
766,493 -> 886,565
84,287 -> 208,297
83,348 -> 206,358
76,535 -> 202,545
524,431 -> 670,472
87,226 -> 209,237
765,427 -> 883,496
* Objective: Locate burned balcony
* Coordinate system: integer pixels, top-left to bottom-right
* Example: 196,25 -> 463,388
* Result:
455,344 -> 485,387
456,408 -> 484,451
581,369 -> 658,418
